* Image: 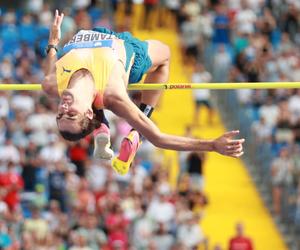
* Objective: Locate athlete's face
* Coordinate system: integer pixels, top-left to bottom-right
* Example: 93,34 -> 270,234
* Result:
56,90 -> 93,133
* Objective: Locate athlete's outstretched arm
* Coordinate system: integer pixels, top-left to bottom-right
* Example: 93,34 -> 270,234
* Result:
42,10 -> 64,96
105,91 -> 244,158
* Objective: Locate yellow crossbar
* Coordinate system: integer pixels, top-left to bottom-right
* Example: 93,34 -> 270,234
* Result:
0,82 -> 300,91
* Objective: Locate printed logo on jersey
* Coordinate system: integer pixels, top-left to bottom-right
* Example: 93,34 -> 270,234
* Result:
65,30 -> 116,46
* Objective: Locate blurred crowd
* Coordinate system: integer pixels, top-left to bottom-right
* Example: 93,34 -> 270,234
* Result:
154,0 -> 300,240
146,0 -> 300,236
5,0 -> 297,248
0,1 -> 214,249
136,0 -> 300,245
0,89 -> 208,250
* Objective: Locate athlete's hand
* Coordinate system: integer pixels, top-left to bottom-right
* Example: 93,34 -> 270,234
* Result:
213,130 -> 245,158
48,9 -> 64,46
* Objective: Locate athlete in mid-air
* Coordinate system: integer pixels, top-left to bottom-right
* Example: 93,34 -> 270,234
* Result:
42,10 -> 245,175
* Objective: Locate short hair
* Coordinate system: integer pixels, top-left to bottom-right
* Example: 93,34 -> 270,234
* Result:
58,110 -> 102,141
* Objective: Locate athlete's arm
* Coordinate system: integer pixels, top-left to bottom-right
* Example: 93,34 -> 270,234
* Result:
42,10 -> 64,96
105,92 -> 244,157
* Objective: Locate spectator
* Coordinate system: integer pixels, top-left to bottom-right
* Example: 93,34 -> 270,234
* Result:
23,206 -> 49,240
105,203 -> 129,250
86,160 -> 108,193
228,222 -> 253,250
76,178 -> 96,213
73,0 -> 91,10
177,212 -> 207,249
15,57 -> 37,83
282,3 -> 299,42
48,162 -> 68,212
132,203 -> 155,249
212,45 -> 232,82
43,200 -> 64,232
76,213 -> 107,250
11,91 -> 35,114
199,7 -> 213,46
69,231 -> 93,250
0,161 -> 24,211
177,174 -> 191,197
183,0 -> 201,18
21,141 -> 41,192
213,3 -> 231,45
39,134 -> 66,164
74,9 -> 92,30
152,222 -> 174,250
191,63 -> 213,125
69,140 -> 90,177
65,163 -> 80,207
277,32 -> 293,54
186,151 -> 205,191
180,15 -> 202,64
271,147 -> 294,215
234,0 -> 257,36
251,116 -> 273,143
0,57 -> 14,81
0,220 -> 12,249
288,89 -> 300,123
130,159 -> 148,194
257,7 -> 276,42
0,190 -> 8,218
38,3 -> 53,27
0,138 -> 20,164
26,0 -> 43,14
275,100 -> 293,145
258,96 -> 279,127
147,184 -> 175,227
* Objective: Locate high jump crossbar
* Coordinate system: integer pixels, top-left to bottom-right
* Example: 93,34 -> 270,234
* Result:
0,82 -> 300,91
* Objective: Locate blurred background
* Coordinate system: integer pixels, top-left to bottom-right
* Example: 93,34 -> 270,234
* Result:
0,0 -> 300,249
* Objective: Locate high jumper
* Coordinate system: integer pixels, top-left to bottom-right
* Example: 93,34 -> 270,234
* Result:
42,10 -> 244,175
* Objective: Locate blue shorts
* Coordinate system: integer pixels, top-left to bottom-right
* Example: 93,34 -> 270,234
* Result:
93,27 -> 152,83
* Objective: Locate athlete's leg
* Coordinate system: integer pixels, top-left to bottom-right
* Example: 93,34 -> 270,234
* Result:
112,40 -> 170,175
141,39 -> 170,107
131,40 -> 170,141
105,62 -> 143,175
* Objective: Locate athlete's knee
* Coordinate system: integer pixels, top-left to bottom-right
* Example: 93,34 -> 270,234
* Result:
165,44 -> 171,61
156,44 -> 171,71
147,40 -> 171,65
158,42 -> 171,63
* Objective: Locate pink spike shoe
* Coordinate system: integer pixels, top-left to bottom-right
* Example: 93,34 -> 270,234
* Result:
93,123 -> 114,160
112,130 -> 141,175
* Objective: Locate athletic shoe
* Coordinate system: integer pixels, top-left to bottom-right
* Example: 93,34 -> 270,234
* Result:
112,130 -> 141,175
93,123 -> 114,160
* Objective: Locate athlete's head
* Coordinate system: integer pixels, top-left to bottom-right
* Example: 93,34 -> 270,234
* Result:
56,89 -> 100,141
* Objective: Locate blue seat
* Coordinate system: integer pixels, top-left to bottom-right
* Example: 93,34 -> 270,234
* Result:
0,24 -> 20,56
19,23 -> 37,48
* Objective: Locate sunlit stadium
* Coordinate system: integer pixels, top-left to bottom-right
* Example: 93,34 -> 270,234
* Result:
0,0 -> 299,250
